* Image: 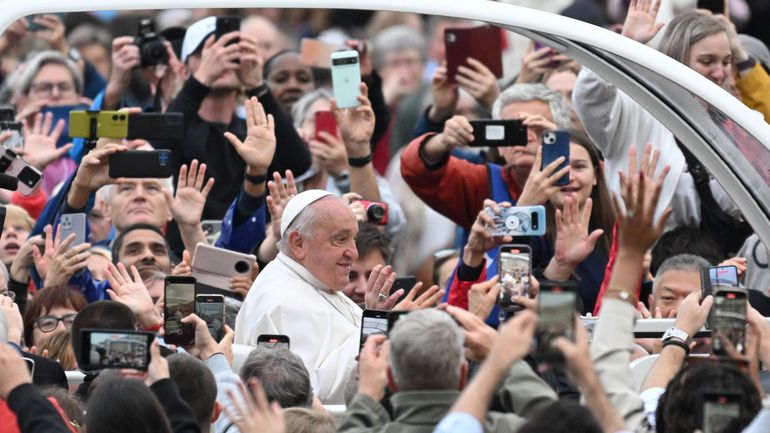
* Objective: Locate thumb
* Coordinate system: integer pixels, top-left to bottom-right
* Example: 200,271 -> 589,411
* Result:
182,249 -> 191,266
487,282 -> 502,300
54,143 -> 73,158
586,229 -> 604,247
162,188 -> 174,206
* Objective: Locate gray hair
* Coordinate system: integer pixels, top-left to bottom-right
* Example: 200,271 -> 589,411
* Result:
653,253 -> 710,294
291,88 -> 334,130
67,24 -> 112,51
240,348 -> 313,408
105,177 -> 175,202
276,201 -> 322,255
659,12 -> 727,66
492,83 -> 572,128
15,50 -> 83,96
389,309 -> 465,391
372,25 -> 426,70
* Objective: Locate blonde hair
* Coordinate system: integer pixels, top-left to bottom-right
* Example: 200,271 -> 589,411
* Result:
5,204 -> 34,231
283,408 -> 336,433
40,330 -> 77,371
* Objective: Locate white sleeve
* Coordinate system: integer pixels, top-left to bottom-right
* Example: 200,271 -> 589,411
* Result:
639,387 -> 666,431
433,413 -> 483,433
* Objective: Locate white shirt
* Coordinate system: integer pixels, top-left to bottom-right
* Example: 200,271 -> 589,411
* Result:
234,252 -> 362,404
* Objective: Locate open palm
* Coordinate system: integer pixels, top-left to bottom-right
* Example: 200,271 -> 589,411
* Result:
168,160 -> 214,227
225,97 -> 275,172
621,0 -> 665,44
553,196 -> 603,268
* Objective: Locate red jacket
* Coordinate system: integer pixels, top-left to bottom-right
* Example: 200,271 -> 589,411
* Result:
446,259 -> 489,310
400,133 -> 522,229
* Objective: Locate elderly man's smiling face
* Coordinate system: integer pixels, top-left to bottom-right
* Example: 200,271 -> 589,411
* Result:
291,197 -> 359,291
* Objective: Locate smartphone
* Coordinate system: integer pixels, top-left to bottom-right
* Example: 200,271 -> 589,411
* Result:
535,280 -> 578,365
0,121 -> 23,149
710,288 -> 747,356
392,276 -> 417,304
164,276 -> 196,346
314,111 -> 338,141
497,244 -> 532,310
201,220 -> 222,243
108,150 -> 173,179
701,265 -> 739,299
697,0 -> 725,14
41,104 -> 89,150
192,243 -> 256,293
26,13 -> 65,32
0,149 -> 42,196
22,357 -> 35,377
469,119 -> 527,147
300,38 -> 343,69
257,334 -> 291,350
77,329 -> 155,371
387,311 -> 409,333
485,205 -> 546,237
360,309 -> 389,350
700,391 -> 741,433
215,16 -> 241,60
542,130 -> 571,186
444,25 -> 503,83
331,50 -> 362,109
69,111 -> 184,141
195,294 -> 225,341
533,42 -> 562,69
60,213 -> 87,248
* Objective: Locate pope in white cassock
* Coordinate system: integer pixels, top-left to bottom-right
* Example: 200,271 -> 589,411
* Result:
235,189 -> 363,404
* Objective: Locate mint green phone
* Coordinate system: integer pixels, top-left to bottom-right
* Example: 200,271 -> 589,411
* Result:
331,50 -> 361,109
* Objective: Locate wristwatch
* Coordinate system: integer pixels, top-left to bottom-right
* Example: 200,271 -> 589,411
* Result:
661,327 -> 691,347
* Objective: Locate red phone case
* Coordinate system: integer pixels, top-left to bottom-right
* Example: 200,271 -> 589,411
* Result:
444,25 -> 503,83
315,111 -> 338,141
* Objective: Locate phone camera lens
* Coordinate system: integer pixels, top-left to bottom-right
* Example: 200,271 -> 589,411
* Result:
530,212 -> 539,230
119,115 -> 126,121
234,261 -> 249,273
112,114 -> 118,121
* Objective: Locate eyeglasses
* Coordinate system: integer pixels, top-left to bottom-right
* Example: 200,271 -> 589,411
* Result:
35,314 -> 77,333
29,81 -> 75,96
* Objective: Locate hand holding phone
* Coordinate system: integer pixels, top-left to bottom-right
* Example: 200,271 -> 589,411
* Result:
541,130 -> 570,186
485,205 -> 546,237
196,294 -> 225,341
77,329 -> 155,371
360,310 -> 389,350
497,245 -> 532,310
314,111 -> 338,141
534,281 -> 577,365
468,119 -> 527,147
164,276 -> 196,346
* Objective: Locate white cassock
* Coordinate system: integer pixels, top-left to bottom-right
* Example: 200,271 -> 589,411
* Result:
234,252 -> 361,404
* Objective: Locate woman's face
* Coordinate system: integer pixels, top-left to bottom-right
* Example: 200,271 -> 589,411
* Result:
687,32 -> 732,87
32,305 -> 77,347
266,53 -> 315,115
549,143 -> 597,209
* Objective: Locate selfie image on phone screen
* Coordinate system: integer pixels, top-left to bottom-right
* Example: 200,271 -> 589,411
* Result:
498,248 -> 531,308
712,291 -> 747,355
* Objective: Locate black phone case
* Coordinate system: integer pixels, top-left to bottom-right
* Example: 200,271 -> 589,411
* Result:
109,150 -> 173,178
469,120 -> 527,147
127,113 -> 184,140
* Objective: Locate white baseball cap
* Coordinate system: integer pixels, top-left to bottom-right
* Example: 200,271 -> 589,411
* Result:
280,190 -> 333,236
181,16 -> 217,62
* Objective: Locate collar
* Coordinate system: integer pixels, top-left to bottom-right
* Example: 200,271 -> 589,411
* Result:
390,390 -> 461,424
276,252 -> 333,293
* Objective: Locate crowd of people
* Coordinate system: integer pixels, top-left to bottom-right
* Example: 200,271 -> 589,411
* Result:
0,1 -> 770,432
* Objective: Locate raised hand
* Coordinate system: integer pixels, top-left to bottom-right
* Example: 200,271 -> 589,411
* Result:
104,36 -> 142,109
32,224 -> 62,280
237,34 -> 264,88
224,379 -> 285,433
428,63 -> 459,122
364,264 -> 403,310
549,195 -> 604,278
443,304 -> 498,362
42,234 -> 91,288
146,340 -> 170,386
193,33 -> 241,86
179,313 -> 221,359
308,131 -> 349,176
18,111 -> 71,170
171,250 -> 192,276
332,82 -> 375,158
106,262 -> 161,328
468,276 -> 502,320
517,146 -> 570,206
456,57 -> 500,111
71,142 -> 127,193
393,283 -> 445,311
266,170 -> 298,239
225,97 -> 276,173
0,344 -> 31,399
613,143 -> 671,253
673,291 -> 713,338
517,42 -> 568,84
164,160 -> 215,227
465,200 -> 514,266
621,0 -> 665,44
156,41 -> 187,109
29,14 -> 67,53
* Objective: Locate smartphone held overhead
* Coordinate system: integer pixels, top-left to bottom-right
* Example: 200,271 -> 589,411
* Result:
444,25 -> 503,83
497,245 -> 532,310
331,50 -> 362,109
485,205 -> 546,237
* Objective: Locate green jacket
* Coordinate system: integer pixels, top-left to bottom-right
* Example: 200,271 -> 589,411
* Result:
337,361 -> 557,433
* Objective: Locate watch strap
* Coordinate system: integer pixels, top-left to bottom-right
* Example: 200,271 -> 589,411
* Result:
348,154 -> 373,167
244,172 -> 267,184
662,338 -> 691,356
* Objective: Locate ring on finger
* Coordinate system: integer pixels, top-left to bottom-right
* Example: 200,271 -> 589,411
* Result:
378,292 -> 387,302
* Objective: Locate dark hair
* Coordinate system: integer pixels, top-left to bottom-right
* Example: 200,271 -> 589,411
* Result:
650,225 -> 723,275
71,301 -> 138,367
23,286 -> 87,347
41,386 -> 85,430
240,348 -> 313,408
656,362 -> 762,433
518,400 -> 602,433
544,128 -> 615,253
85,378 -> 172,433
168,354 -> 217,429
356,222 -> 392,262
111,223 -> 169,265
